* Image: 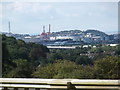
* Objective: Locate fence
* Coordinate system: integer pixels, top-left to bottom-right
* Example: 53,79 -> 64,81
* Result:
0,78 -> 120,90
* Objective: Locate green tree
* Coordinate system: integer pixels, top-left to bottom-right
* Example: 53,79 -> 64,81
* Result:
73,65 -> 94,79
75,56 -> 92,65
53,60 -> 78,78
32,60 -> 77,78
2,42 -> 16,77
5,59 -> 32,78
29,48 -> 46,60
2,35 -> 49,77
32,60 -> 94,79
17,39 -> 26,47
47,53 -> 63,63
115,45 -> 120,56
18,47 -> 29,59
93,56 -> 120,79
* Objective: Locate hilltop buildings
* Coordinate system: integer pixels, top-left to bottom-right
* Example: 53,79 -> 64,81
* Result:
2,25 -> 119,46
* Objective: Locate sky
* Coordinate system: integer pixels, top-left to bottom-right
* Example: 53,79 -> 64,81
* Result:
0,1 -> 118,35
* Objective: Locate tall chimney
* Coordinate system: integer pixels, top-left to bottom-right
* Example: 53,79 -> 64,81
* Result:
43,26 -> 45,33
8,21 -> 11,34
49,24 -> 50,33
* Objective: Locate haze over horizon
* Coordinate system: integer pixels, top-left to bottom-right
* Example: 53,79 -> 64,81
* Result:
0,2 -> 118,35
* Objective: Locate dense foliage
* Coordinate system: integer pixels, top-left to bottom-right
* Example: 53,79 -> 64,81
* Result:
2,34 -> 49,77
33,56 -> 120,79
2,34 -> 120,79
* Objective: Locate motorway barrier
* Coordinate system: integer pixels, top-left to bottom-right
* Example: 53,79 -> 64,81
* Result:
0,78 -> 120,90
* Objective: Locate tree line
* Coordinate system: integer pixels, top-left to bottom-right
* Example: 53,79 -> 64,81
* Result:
2,34 -> 120,79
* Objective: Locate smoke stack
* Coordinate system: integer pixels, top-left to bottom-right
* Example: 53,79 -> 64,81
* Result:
8,21 -> 11,34
43,26 -> 45,33
49,24 -> 50,33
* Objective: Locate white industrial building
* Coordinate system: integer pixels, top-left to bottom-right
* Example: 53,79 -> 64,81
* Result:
50,35 -> 81,41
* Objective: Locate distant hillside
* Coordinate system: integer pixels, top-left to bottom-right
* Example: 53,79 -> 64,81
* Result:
51,29 -> 108,36
51,30 -> 82,36
84,29 -> 108,36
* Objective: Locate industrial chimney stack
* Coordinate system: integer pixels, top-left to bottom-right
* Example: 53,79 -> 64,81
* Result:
43,26 -> 45,33
49,24 -> 51,33
8,21 -> 11,34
